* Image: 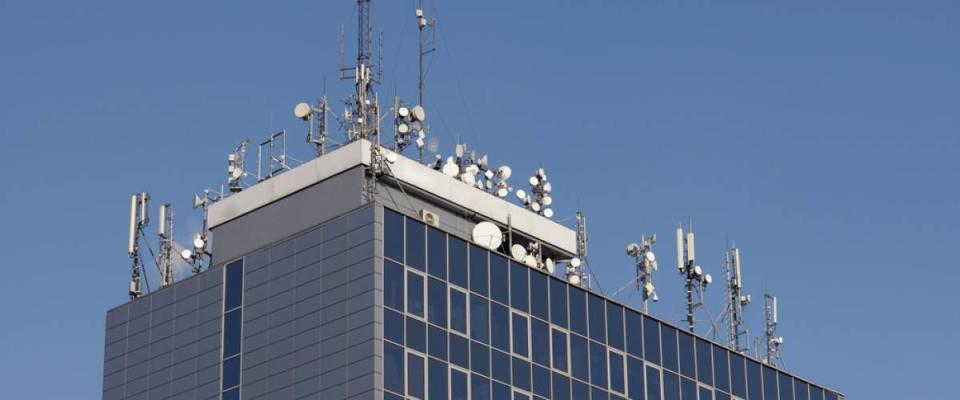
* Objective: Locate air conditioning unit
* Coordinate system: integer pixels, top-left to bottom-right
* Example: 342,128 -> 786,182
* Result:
420,209 -> 440,227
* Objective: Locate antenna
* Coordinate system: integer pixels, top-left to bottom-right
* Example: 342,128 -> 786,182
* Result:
723,245 -> 751,353
340,0 -> 380,142
182,190 -> 215,274
257,130 -> 293,181
227,139 -> 249,193
524,168 -> 554,218
157,203 -> 174,288
566,211 -> 590,288
677,222 -> 713,333
625,234 -> 658,313
296,96 -> 330,157
127,192 -> 150,299
416,1 -> 436,106
764,294 -> 784,366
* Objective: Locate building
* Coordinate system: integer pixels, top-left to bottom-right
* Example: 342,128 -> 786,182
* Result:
102,140 -> 842,400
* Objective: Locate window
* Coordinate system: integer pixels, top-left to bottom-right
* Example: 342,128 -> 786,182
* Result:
810,387 -> 825,400
794,379 -> 810,400
663,370 -> 679,400
470,245 -> 489,295
450,287 -> 467,334
408,271 -> 425,317
680,377 -> 696,400
510,261 -> 529,312
763,366 -> 778,400
730,353 -> 746,398
406,317 -> 426,353
570,334 -> 589,382
512,313 -> 529,357
384,208 -> 405,262
552,372 -> 571,400
491,302 -> 511,352
627,356 -> 645,400
678,331 -> 695,378
384,308 -> 404,344
609,351 -> 625,394
429,325 -> 448,360
222,356 -> 240,390
492,349 -> 512,384
716,391 -> 730,400
428,227 -> 447,279
713,345 -> 730,393
696,338 -> 713,386
532,365 -> 551,398
646,366 -> 661,400
587,293 -> 606,343
472,375 -> 491,400
490,253 -> 510,305
470,294 -> 489,343
512,357 -> 531,390
224,260 -> 243,311
471,341 -> 490,376
531,318 -> 550,367
643,316 -> 661,365
385,260 -> 404,311
223,310 -> 242,357
551,329 -> 568,372
572,380 -> 590,399
661,326 -> 678,372
407,219 -> 426,271
607,303 -> 625,350
450,334 -> 469,369
221,259 -> 243,395
699,386 -> 714,400
429,358 -> 449,400
529,270 -> 549,321
222,388 -> 239,400
492,381 -> 511,400
569,287 -> 587,336
590,341 -> 608,388
408,352 -> 425,399
625,310 -> 643,358
592,386 -> 609,400
746,359 -> 761,400
384,342 -> 405,394
449,237 -> 468,288
779,372 -> 795,400
428,277 -> 447,327
451,368 -> 468,400
549,278 -> 568,328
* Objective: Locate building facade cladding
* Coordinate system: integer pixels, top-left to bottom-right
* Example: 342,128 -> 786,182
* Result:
380,207 -> 843,400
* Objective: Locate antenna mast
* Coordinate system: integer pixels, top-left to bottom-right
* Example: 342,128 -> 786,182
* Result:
127,192 -> 150,299
158,203 -> 174,287
724,245 -> 751,352
626,234 -> 658,313
565,211 -> 590,288
764,294 -> 784,366
341,0 -> 380,142
416,1 -> 436,106
676,222 -> 713,333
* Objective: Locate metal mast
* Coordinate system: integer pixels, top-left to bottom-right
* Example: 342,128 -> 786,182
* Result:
764,294 -> 784,366
341,0 -> 380,143
724,245 -> 751,352
626,235 -> 658,313
676,222 -> 712,333
416,1 -> 435,106
158,203 -> 174,288
127,192 -> 150,299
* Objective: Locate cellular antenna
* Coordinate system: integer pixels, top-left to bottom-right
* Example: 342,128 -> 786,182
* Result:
764,294 -> 784,366
340,0 -> 380,142
677,222 -> 713,333
565,212 -> 590,288
723,245 -> 751,353
181,190 -> 214,274
227,139 -> 249,193
416,1 -> 436,106
295,96 -> 330,157
623,234 -> 659,313
127,192 -> 150,299
157,203 -> 174,288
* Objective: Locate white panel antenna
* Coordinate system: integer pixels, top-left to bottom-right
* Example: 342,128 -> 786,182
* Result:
676,221 -> 713,333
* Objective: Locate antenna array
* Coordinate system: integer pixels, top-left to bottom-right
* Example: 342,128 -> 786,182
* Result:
626,234 -> 659,313
723,245 -> 751,352
127,192 -> 150,299
157,203 -> 174,288
764,294 -> 784,366
676,223 -> 713,333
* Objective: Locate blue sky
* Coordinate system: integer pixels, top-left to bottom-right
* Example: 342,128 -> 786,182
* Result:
1,1 -> 957,399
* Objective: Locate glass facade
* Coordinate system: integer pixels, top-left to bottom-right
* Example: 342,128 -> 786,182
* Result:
383,208 -> 841,400
221,258 -> 244,400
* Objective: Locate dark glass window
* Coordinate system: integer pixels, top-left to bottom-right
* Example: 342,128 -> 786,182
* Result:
590,341 -> 608,388
385,260 -> 405,311
450,334 -> 469,368
716,392 -> 730,400
607,303 -> 625,350
492,349 -> 512,384
512,313 -> 529,357
825,391 -> 838,400
553,372 -> 571,400
450,288 -> 467,334
627,356 -> 645,400
573,380 -> 590,400
696,338 -> 713,385
470,245 -> 489,295
700,387 -> 714,400
643,316 -> 661,365
588,293 -> 607,343
531,318 -> 550,367
810,387 -> 824,400
384,208 -> 405,262
593,387 -> 609,400
763,366 -> 778,400
384,342 -> 405,394
429,358 -> 449,400
610,352 -> 625,394
549,278 -> 568,328
224,260 -> 244,311
512,357 -> 531,390
510,261 -> 529,312
681,377 -> 696,400
513,392 -> 529,400
663,370 -> 680,400
408,271 -> 425,317
661,326 -> 678,372
407,219 -> 426,271
551,328 -> 568,372
449,237 -> 468,288
223,309 -> 242,357
529,270 -> 549,321
780,372 -> 795,400
569,287 -> 588,336
471,294 -> 489,344
408,352 -> 425,399
712,345 -> 729,392
794,380 -> 810,400
472,340 -> 490,376
428,277 -> 448,327
429,325 -> 448,360
646,366 -> 662,400
678,331 -> 695,378
625,310 -> 643,358
222,355 -> 240,390
490,253 -> 510,305
384,308 -> 404,344
730,353 -> 746,398
406,317 -> 426,353
492,381 -> 510,400
533,364 -> 551,398
491,302 -> 511,352
473,375 -> 491,400
222,388 -> 239,400
452,369 -> 468,400
746,359 -> 762,400
570,334 -> 589,382
427,227 -> 447,279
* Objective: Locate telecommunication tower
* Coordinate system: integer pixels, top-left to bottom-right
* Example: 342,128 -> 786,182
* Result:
764,294 -> 784,366
157,203 -> 174,287
676,223 -> 713,333
626,234 -> 658,313
127,192 -> 150,299
723,245 -> 751,352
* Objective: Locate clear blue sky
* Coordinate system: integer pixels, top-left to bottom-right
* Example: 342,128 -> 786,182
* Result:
1,1 -> 957,399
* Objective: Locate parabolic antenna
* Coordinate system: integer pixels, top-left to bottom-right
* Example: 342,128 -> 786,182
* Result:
543,208 -> 554,218
510,244 -> 527,261
569,257 -> 582,268
398,107 -> 410,118
626,243 -> 641,257
496,187 -> 509,197
542,196 -> 552,206
294,102 -> 312,119
231,168 -> 243,179
386,151 -> 399,163
442,159 -> 460,177
472,221 -> 503,250
542,182 -> 552,193
545,258 -> 556,274
529,176 -> 539,186
645,251 -> 656,262
193,235 -> 205,249
568,274 -> 581,285
180,249 -> 193,260
398,123 -> 410,133
411,105 -> 426,121
522,254 -> 538,268
497,166 -> 512,180
460,173 -> 477,186
516,190 -> 527,200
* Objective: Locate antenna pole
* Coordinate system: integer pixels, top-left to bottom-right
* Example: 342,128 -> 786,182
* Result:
158,203 -> 174,287
128,192 -> 149,299
764,294 -> 783,366
677,223 -> 712,333
416,1 -> 436,107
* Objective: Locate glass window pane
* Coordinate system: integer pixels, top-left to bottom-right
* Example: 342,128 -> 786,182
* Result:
407,219 -> 426,271
472,340 -> 490,376
492,349 -> 512,384
530,270 -> 549,321
763,366 -> 778,400
512,313 -> 529,357
780,373 -> 795,400
223,309 -> 242,358
607,303 -> 625,350
406,317 -> 426,353
712,345 -> 730,393
588,294 -> 607,343
224,259 -> 244,311
663,370 -> 679,400
552,372 -> 571,400
514,391 -> 530,400
549,278 -> 568,328
408,271 -> 425,317
696,338 -> 713,385
593,386 -> 609,400
471,294 -> 489,344
384,308 -> 404,344
569,286 -> 588,336
610,352 -> 625,394
716,391 -> 730,400
384,208 -> 404,262
429,358 -> 449,400
825,391 -> 838,400
222,355 -> 240,390
450,288 -> 467,334
625,310 -> 643,358
531,318 -> 550,367
627,356 -> 645,400
450,334 -> 469,369
746,359 -> 762,400
222,388 -> 239,400
700,387 -> 714,400
643,316 -> 661,365
810,387 -> 824,400
572,380 -> 590,400
794,380 -> 810,400
680,377 -> 696,400
491,302 -> 510,352
384,342 -> 405,394
492,381 -> 511,400
730,353 -> 746,398
428,227 -> 447,279
678,331 -> 695,378
646,366 -> 662,400
470,245 -> 489,295
590,341 -> 608,388
429,277 -> 448,327
512,357 -> 531,390
429,325 -> 448,360
533,364 -> 551,398
661,326 -> 678,372
449,237 -> 468,288
473,375 -> 491,400
570,333 -> 589,382
452,368 -> 468,400
385,260 -> 404,311
408,352 -> 425,399
510,261 -> 529,312
551,328 -> 568,372
490,253 -> 510,305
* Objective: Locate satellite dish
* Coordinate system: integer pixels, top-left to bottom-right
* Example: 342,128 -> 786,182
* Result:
231,168 -> 243,179
537,168 -> 546,178
496,187 -> 509,197
497,166 -> 512,180
542,182 -> 552,193
542,196 -> 553,206
472,221 -> 503,250
398,107 -> 410,118
465,164 -> 480,175
531,202 -> 541,212
626,243 -> 641,257
704,274 -> 713,285
411,105 -> 426,121
543,208 -> 554,218
193,235 -> 205,249
522,254 -> 538,268
460,173 -> 476,186
510,244 -> 527,261
386,151 -> 399,163
180,249 -> 193,260
568,274 -> 581,285
644,282 -> 655,293
644,251 -> 656,262
442,161 -> 460,177
569,257 -> 582,268
545,258 -> 556,274
529,176 -> 539,186
693,265 -> 702,276
516,190 -> 527,200
294,102 -> 312,120
398,123 -> 410,134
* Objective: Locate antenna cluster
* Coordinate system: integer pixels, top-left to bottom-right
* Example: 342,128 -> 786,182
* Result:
722,245 -> 751,353
127,192 -> 150,299
676,223 -> 713,332
626,234 -> 658,312
764,294 -> 784,366
517,168 -> 554,218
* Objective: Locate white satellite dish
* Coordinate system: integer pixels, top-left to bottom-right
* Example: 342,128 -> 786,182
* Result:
497,166 -> 512,180
569,257 -> 582,268
537,168 -> 546,178
543,208 -> 554,218
542,196 -> 553,206
465,164 -> 480,176
510,244 -> 527,261
542,182 -> 552,193
398,106 -> 410,118
472,221 -> 503,250
626,243 -> 641,257
442,162 -> 460,177
645,251 -> 656,262
231,168 -> 243,179
496,187 -> 509,197
568,274 -> 581,285
529,176 -> 539,186
545,258 -> 556,274
460,173 -> 476,186
386,151 -> 399,163
180,249 -> 193,260
516,190 -> 527,200
522,254 -> 538,268
411,105 -> 426,121
398,123 -> 410,134
704,274 -> 713,285
294,102 -> 312,119
531,202 -> 541,212
193,235 -> 205,249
